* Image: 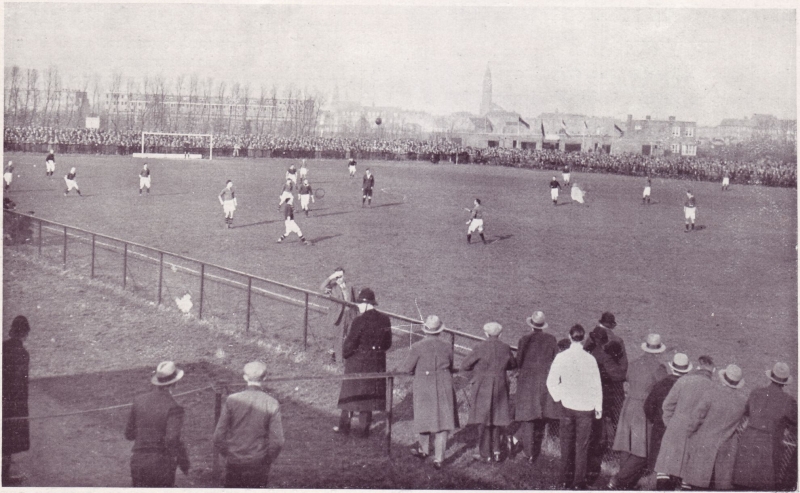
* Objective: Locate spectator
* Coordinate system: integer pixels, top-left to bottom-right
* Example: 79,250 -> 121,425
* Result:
653,355 -> 716,490
398,315 -> 458,470
733,362 -> 798,490
511,310 -> 560,463
124,361 -> 190,487
681,364 -> 748,490
334,288 -> 392,437
460,322 -> 517,463
213,361 -> 285,488
2,316 -> 31,486
546,324 -> 603,490
319,267 -> 357,364
608,334 -> 668,490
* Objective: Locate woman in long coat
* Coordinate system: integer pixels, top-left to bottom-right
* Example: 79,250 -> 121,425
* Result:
2,316 -> 31,484
733,362 -> 798,490
513,311 -> 559,462
460,322 -> 517,462
335,288 -> 392,437
397,315 -> 458,470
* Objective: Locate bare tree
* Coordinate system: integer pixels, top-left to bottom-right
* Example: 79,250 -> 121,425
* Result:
200,77 -> 214,133
214,80 -> 227,134
240,84 -> 250,134
23,69 -> 40,126
174,74 -> 185,132
269,85 -> 278,135
108,70 -> 123,130
125,76 -> 139,131
186,73 -> 199,133
228,82 -> 240,134
5,66 -> 22,126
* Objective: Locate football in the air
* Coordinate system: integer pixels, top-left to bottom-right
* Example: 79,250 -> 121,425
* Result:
375,117 -> 382,126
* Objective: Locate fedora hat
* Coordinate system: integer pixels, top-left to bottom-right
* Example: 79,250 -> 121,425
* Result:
483,322 -> 503,337
151,361 -> 184,386
719,364 -> 745,389
356,288 -> 378,306
669,353 -> 693,374
526,311 -> 548,330
422,315 -> 445,335
641,334 -> 666,354
767,362 -> 792,385
243,361 -> 268,383
598,312 -> 617,329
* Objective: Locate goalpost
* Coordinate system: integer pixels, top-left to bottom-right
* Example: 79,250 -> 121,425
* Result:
134,132 -> 214,160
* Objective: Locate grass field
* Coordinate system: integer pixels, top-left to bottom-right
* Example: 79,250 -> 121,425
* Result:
4,150 -> 797,393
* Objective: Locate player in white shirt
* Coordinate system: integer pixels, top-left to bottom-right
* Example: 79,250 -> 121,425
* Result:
642,176 -> 651,205
3,161 -> 14,191
64,167 -> 82,196
139,164 -> 151,195
299,160 -> 308,181
218,180 -> 237,228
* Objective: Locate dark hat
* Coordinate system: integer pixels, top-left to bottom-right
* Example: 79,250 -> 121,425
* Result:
9,315 -> 30,338
590,326 -> 608,345
767,362 -> 792,385
356,288 -> 378,306
598,312 -> 617,328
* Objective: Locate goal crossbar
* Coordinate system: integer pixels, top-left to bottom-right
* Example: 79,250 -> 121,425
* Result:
141,132 -> 214,160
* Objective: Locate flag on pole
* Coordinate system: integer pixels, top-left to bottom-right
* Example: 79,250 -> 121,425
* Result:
541,121 -> 546,138
614,124 -> 625,136
583,121 -> 589,135
561,119 -> 571,137
518,117 -> 530,129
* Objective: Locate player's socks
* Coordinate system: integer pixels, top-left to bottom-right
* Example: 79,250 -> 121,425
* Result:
467,234 -> 471,244
480,233 -> 486,244
685,224 -> 690,231
277,235 -> 285,243
77,190 -> 82,196
139,189 -> 142,195
147,188 -> 150,194
691,223 -> 695,230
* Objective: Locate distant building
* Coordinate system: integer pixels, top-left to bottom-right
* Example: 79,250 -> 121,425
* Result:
610,115 -> 697,156
697,114 -> 796,144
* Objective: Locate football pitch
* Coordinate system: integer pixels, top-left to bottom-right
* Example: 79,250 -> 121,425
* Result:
4,152 -> 797,392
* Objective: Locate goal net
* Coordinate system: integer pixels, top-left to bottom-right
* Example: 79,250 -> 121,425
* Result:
134,132 -> 214,160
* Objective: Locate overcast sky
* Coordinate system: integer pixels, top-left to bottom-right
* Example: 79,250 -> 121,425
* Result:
4,3 -> 796,125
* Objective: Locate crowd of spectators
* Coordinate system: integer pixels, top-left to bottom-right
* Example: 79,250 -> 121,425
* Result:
4,126 -> 796,188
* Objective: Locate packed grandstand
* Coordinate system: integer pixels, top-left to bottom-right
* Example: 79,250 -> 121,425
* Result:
4,126 -> 796,188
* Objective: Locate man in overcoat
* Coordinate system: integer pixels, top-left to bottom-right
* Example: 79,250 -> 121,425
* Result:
682,364 -> 747,490
608,333 -> 668,489
319,267 -> 357,363
654,355 -> 715,489
125,361 -> 190,487
460,322 -> 517,462
334,288 -> 393,437
512,310 -> 559,463
2,316 -> 31,485
643,352 -> 692,489
398,315 -> 458,470
733,362 -> 798,490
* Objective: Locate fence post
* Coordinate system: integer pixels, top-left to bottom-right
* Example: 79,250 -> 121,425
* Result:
246,277 -> 252,332
409,321 -> 413,348
451,332 -> 456,353
62,226 -> 67,269
37,220 -> 42,256
212,381 -> 226,479
91,234 -> 96,278
303,292 -> 309,350
199,263 -> 205,319
123,243 -> 128,289
157,252 -> 164,305
386,376 -> 394,457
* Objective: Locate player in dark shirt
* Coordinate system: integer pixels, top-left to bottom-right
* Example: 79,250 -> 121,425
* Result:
45,150 -> 56,177
683,190 -> 697,232
139,164 -> 151,195
362,169 -> 374,207
348,159 -> 357,178
298,179 -> 314,216
64,167 -> 82,196
549,177 -> 562,205
277,196 -> 310,245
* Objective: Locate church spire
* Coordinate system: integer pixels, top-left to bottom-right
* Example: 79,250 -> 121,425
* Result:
480,64 -> 492,116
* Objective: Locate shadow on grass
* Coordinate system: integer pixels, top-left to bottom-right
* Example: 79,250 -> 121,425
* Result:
7,188 -> 59,193
313,210 -> 358,219
231,218 -> 283,229
488,234 -> 514,244
309,234 -> 342,244
369,202 -> 405,209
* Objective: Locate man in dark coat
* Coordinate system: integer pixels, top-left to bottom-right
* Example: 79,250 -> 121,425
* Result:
460,322 -> 517,462
334,288 -> 393,437
2,316 -> 31,485
608,334 -> 668,489
512,310 -> 559,463
319,267 -> 357,364
125,361 -> 190,487
733,362 -> 798,490
398,315 -> 458,470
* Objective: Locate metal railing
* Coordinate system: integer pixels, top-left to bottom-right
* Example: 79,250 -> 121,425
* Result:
3,209 -> 498,354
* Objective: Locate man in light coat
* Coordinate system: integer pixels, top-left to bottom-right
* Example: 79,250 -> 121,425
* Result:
607,334 -> 668,489
546,324 -> 602,490
681,364 -> 747,490
654,355 -> 715,489
320,267 -> 357,363
398,315 -> 458,470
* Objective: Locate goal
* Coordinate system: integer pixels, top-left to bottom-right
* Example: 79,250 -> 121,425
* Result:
133,132 -> 214,160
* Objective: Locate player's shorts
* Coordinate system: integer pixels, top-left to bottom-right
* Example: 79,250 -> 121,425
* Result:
468,218 -> 484,234
562,172 -> 570,182
3,173 -> 12,185
349,165 -> 356,174
64,177 -> 78,191
223,199 -> 236,214
684,206 -> 696,222
286,173 -> 297,184
140,176 -> 151,188
279,191 -> 294,205
46,160 -> 55,172
300,194 -> 311,209
299,170 -> 307,179
551,188 -> 559,201
284,219 -> 303,236
722,177 -> 730,187
363,188 -> 373,198
571,187 -> 585,204
643,186 -> 651,198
